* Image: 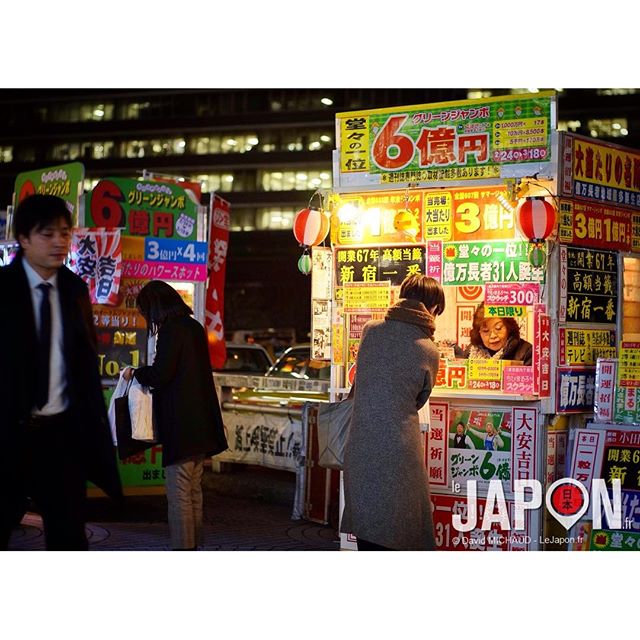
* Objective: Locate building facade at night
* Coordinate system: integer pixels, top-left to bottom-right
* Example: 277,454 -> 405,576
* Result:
0,88 -> 637,338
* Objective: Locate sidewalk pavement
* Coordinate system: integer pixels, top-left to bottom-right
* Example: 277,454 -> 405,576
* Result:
7,466 -> 340,551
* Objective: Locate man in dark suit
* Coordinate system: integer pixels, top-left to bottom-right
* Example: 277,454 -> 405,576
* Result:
0,194 -> 122,550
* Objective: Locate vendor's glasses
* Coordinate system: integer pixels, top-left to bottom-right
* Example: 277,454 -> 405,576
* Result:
480,322 -> 506,336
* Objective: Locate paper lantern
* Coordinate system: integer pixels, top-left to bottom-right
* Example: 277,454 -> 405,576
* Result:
293,207 -> 330,247
516,196 -> 557,243
297,252 -> 312,275
528,244 -> 546,268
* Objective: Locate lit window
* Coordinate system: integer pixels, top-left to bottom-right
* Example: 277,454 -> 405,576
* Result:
92,141 -> 113,159
597,89 -> 637,96
0,146 -> 13,163
467,90 -> 492,99
587,118 -> 628,138
557,120 -> 581,133
257,208 -> 295,230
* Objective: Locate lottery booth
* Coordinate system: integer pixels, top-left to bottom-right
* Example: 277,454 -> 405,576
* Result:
4,165 -> 229,495
302,91 -> 640,551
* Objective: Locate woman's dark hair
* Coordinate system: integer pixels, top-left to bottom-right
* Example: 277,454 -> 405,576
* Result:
400,275 -> 445,316
469,303 -> 520,348
136,280 -> 193,335
13,194 -> 72,248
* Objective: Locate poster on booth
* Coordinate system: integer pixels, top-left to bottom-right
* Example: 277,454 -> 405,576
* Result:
427,403 -> 538,497
442,239 -> 544,286
568,425 -> 640,548
13,162 -> 84,224
556,367 -> 596,414
334,244 -> 425,290
615,340 -> 640,424
560,132 -> 640,211
331,190 -> 424,244
336,92 -> 555,187
558,328 -> 617,366
446,407 -> 512,492
116,446 -> 165,487
342,282 -> 389,387
430,493 -> 532,551
331,185 -> 518,245
558,198 -> 636,251
559,245 -> 618,324
93,279 -> 148,383
85,177 -> 207,282
311,246 -> 333,361
86,177 -> 198,238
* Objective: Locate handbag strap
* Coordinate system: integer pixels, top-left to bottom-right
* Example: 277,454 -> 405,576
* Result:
123,374 -> 134,396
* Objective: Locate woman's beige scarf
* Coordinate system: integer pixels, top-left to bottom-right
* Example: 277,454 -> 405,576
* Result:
385,298 -> 436,338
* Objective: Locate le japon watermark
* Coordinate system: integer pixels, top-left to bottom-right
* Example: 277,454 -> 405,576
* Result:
451,478 -> 626,533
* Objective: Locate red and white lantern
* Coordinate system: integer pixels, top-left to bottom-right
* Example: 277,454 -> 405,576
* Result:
516,196 -> 557,243
293,207 -> 329,247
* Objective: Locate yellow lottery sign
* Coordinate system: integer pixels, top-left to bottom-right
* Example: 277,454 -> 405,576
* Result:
343,281 -> 390,312
468,359 -> 502,381
485,305 -> 527,318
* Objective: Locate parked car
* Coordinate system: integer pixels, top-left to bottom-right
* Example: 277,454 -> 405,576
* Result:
213,342 -> 274,374
265,344 -> 331,381
219,344 -> 330,412
227,327 -> 297,360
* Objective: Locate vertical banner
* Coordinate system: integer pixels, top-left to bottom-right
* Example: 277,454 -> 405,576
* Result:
559,244 -> 568,322
511,407 -> 538,492
70,228 -> 122,305
535,306 -> 551,398
205,195 -> 230,368
426,402 -> 449,487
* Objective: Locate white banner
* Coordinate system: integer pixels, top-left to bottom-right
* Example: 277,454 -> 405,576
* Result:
217,409 -> 303,472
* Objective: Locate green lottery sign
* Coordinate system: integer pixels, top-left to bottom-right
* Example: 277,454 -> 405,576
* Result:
442,240 -> 545,285
86,177 -> 198,240
14,162 -> 85,216
337,92 -> 555,185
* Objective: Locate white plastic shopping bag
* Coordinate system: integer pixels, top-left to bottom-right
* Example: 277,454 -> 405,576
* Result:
107,371 -> 129,445
129,379 -> 155,442
107,372 -> 155,444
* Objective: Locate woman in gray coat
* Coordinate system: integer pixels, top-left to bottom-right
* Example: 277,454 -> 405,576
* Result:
341,275 -> 444,551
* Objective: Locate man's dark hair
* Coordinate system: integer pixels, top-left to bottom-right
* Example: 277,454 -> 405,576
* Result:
136,280 -> 193,336
13,194 -> 73,242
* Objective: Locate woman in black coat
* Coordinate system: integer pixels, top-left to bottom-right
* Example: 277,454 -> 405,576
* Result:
124,280 -> 228,550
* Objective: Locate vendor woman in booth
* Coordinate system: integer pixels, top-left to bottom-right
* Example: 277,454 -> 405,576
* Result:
465,303 -> 533,365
